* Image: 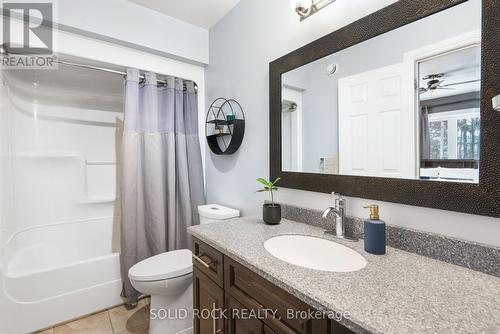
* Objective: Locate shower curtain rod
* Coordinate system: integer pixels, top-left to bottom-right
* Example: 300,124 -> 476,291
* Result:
56,59 -> 198,91
1,46 -> 197,90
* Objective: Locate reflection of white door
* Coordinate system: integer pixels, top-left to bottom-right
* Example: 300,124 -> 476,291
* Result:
338,63 -> 415,178
282,87 -> 303,171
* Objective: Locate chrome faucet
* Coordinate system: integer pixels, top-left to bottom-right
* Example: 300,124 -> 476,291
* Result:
322,192 -> 357,242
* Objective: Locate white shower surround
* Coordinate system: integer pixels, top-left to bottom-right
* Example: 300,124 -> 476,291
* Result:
0,28 -> 206,333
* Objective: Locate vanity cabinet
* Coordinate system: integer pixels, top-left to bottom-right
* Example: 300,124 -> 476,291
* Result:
192,237 -> 354,334
193,267 -> 225,334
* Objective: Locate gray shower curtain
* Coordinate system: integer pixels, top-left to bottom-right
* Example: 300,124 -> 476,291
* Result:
420,106 -> 430,160
120,69 -> 205,304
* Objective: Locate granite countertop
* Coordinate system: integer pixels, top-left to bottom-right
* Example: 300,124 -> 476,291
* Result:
188,217 -> 500,334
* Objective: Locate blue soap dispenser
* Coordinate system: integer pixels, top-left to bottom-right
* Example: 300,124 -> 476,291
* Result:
363,205 -> 386,255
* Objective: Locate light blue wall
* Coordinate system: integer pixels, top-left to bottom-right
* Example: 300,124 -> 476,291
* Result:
205,0 -> 396,212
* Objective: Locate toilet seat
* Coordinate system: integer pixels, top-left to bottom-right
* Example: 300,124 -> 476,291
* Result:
129,249 -> 192,282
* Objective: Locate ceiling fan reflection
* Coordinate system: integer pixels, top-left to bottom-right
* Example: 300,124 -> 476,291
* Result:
419,73 -> 480,94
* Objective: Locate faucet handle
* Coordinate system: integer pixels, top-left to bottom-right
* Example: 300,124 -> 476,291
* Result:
337,196 -> 346,208
331,192 -> 345,208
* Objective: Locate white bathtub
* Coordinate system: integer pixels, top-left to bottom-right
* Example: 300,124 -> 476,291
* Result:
1,217 -> 123,334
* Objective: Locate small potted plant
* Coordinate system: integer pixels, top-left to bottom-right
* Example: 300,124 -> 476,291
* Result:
256,177 -> 281,225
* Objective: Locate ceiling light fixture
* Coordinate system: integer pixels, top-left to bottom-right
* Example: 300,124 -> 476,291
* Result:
291,0 -> 335,21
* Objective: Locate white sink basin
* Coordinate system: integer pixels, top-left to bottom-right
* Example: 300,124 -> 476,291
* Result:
264,235 -> 367,272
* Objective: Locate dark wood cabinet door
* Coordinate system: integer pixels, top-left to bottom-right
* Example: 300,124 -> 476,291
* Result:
330,322 -> 355,334
225,257 -> 328,334
193,267 -> 225,334
226,294 -> 265,334
263,325 -> 278,334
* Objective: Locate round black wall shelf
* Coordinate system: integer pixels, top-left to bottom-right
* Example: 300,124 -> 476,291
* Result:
205,98 -> 245,155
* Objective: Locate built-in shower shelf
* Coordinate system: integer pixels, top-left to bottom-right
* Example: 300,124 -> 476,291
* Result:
13,153 -> 117,207
86,161 -> 117,166
82,196 -> 118,204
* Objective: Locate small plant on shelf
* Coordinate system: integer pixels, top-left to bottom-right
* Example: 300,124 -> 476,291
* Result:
256,177 -> 281,225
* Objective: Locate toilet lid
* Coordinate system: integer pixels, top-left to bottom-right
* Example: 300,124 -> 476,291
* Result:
129,249 -> 192,282
198,204 -> 240,219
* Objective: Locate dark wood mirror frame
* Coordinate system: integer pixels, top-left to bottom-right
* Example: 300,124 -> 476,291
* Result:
269,0 -> 499,218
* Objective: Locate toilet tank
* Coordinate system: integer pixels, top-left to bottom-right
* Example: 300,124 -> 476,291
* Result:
198,204 -> 240,224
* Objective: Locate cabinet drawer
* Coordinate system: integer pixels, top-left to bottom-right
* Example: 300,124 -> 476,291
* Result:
224,257 -> 328,334
193,237 -> 224,287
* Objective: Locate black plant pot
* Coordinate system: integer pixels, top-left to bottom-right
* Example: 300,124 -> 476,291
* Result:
263,204 -> 281,225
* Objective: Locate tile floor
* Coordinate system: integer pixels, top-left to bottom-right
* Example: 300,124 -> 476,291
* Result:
37,298 -> 150,334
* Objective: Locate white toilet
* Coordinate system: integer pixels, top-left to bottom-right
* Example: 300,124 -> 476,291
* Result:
129,204 -> 239,334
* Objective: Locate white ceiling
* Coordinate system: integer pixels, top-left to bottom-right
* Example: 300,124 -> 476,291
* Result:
128,0 -> 241,29
419,45 -> 481,100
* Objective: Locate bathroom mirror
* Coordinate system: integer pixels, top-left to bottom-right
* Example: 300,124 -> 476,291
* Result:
281,0 -> 481,183
270,0 -> 499,217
